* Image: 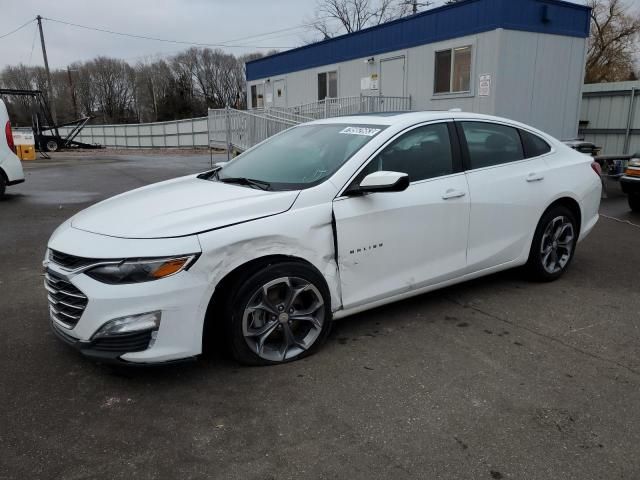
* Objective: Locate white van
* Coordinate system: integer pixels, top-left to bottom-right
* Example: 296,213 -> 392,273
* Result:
0,99 -> 25,196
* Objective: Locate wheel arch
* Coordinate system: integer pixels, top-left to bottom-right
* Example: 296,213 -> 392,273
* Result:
201,254 -> 332,351
542,196 -> 582,237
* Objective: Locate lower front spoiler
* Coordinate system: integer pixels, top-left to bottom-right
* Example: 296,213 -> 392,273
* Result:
50,322 -> 195,367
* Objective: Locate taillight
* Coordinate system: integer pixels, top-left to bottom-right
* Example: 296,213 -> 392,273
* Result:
5,120 -> 16,154
590,161 -> 602,177
625,159 -> 640,177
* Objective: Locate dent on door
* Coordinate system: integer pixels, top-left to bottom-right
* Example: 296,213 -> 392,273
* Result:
333,175 -> 470,310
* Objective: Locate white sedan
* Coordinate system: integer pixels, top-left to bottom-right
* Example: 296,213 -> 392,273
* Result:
45,112 -> 602,366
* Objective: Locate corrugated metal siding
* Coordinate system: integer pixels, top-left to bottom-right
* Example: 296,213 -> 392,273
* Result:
579,81 -> 640,155
246,0 -> 590,81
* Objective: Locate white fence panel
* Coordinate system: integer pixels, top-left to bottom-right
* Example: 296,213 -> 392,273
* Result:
58,116 -> 209,149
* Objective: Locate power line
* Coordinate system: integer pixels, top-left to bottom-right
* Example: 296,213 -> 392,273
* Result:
28,21 -> 38,64
0,17 -> 35,40
41,17 -> 297,50
215,21 -> 327,45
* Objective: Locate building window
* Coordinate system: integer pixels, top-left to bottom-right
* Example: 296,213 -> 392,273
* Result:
434,46 -> 472,94
318,70 -> 338,100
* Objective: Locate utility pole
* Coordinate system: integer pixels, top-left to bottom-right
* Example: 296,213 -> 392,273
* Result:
403,0 -> 432,14
67,67 -> 78,119
36,15 -> 56,123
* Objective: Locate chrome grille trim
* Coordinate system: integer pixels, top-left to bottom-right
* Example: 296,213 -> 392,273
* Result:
48,249 -> 122,274
45,270 -> 88,329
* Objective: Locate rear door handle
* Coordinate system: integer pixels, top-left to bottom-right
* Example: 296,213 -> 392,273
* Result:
526,172 -> 544,182
442,189 -> 466,200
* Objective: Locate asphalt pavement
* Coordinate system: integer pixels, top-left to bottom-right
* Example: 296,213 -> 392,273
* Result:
1,151 -> 639,480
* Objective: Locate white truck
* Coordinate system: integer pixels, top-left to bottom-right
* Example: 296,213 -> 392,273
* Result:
0,99 -> 25,197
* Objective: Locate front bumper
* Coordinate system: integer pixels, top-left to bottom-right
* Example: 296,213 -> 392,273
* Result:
45,261 -> 212,364
620,175 -> 640,195
50,320 -> 170,365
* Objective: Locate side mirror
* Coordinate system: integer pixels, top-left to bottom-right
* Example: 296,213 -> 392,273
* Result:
214,161 -> 229,169
353,171 -> 410,194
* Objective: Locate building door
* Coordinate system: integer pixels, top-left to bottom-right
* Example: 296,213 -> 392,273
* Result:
380,56 -> 405,97
273,80 -> 286,108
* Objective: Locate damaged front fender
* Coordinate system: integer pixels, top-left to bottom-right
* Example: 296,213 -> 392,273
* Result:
194,203 -> 342,315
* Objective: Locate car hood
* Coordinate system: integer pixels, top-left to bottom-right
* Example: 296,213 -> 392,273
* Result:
71,175 -> 299,239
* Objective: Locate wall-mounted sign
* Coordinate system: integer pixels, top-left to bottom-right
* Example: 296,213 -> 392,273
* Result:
361,76 -> 371,90
479,74 -> 491,97
370,73 -> 379,90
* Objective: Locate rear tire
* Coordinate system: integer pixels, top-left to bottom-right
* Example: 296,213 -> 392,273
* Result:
629,193 -> 640,212
0,174 -> 6,197
526,205 -> 578,282
46,139 -> 59,152
225,262 -> 332,366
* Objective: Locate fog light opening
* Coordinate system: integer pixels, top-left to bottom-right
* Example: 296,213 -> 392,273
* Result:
93,311 -> 161,339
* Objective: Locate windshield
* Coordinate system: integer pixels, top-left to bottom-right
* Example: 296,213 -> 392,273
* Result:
217,124 -> 386,190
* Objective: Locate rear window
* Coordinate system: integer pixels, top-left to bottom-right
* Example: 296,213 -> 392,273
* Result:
520,130 -> 551,158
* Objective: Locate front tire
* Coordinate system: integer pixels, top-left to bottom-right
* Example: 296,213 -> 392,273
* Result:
629,193 -> 640,212
526,206 -> 578,282
225,262 -> 332,366
0,175 -> 6,197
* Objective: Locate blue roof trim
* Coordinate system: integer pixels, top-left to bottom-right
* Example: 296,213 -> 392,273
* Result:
246,0 -> 590,81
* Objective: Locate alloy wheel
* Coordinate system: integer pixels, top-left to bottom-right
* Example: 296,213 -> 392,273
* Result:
540,215 -> 575,274
242,276 -> 325,362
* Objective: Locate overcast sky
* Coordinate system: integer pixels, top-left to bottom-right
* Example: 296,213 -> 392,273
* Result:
0,0 -> 611,70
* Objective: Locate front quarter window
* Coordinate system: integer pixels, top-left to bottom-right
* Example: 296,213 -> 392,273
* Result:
217,124 -> 386,191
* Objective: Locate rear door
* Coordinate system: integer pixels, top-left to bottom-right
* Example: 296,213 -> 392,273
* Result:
333,121 -> 470,309
457,121 -> 552,271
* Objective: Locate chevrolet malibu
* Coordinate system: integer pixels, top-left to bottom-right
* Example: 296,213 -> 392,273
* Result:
45,112 -> 602,365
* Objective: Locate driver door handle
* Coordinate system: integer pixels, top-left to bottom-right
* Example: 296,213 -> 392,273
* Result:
526,172 -> 544,182
442,189 -> 466,200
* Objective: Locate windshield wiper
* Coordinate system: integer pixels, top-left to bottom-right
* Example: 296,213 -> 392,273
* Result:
219,176 -> 271,191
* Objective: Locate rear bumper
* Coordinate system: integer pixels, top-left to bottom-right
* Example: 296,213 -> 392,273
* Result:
1,152 -> 25,183
620,175 -> 640,195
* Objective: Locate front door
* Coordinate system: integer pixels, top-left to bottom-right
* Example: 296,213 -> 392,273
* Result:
333,122 -> 470,309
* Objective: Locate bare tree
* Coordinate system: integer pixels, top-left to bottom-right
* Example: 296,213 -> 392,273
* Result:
310,0 -> 412,38
86,57 -> 137,123
2,47 -> 256,125
585,0 -> 640,83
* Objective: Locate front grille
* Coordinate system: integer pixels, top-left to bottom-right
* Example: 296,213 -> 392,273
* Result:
45,270 -> 88,329
91,331 -> 153,353
49,249 -> 103,271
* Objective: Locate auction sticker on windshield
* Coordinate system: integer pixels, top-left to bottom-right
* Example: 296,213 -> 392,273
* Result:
339,126 -> 381,136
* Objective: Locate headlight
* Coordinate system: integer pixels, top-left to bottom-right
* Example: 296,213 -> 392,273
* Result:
628,159 -> 640,167
86,255 -> 199,284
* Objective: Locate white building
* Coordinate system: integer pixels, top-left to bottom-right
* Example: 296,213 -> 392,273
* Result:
246,0 -> 591,139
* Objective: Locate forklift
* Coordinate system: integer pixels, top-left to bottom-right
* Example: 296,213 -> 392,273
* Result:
0,88 -> 101,152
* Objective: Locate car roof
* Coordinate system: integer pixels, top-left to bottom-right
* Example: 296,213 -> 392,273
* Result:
309,111 -> 556,140
312,111 -> 525,126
